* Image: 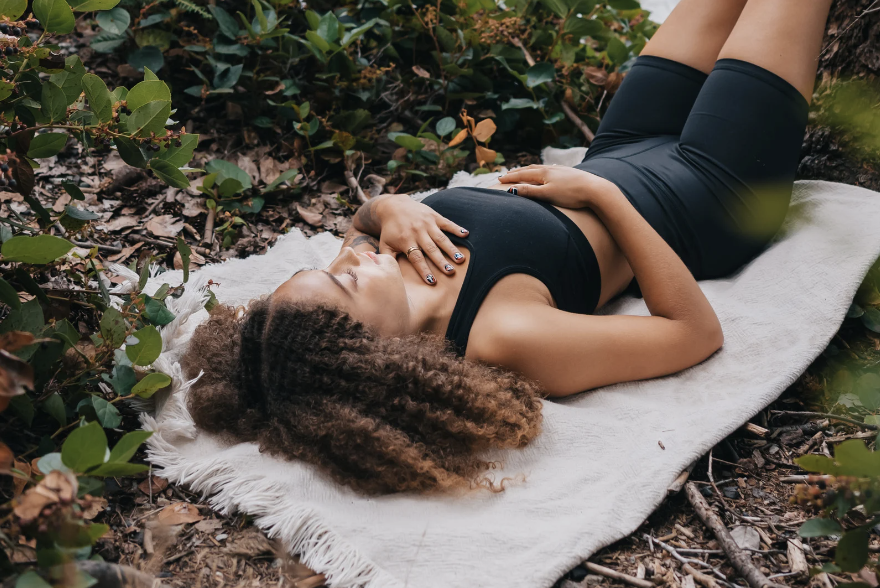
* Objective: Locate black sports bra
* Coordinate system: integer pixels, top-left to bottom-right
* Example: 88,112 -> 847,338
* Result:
421,187 -> 601,355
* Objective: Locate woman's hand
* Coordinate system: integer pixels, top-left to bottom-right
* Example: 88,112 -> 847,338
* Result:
499,165 -> 612,209
353,194 -> 469,284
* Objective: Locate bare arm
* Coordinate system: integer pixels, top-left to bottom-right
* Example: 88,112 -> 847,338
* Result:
474,167 -> 723,396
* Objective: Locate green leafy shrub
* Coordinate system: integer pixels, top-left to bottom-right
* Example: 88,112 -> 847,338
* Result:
86,0 -> 656,182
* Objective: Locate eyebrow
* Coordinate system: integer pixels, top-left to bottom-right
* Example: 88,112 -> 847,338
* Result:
322,270 -> 352,297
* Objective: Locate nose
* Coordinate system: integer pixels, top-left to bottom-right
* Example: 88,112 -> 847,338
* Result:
328,246 -> 361,272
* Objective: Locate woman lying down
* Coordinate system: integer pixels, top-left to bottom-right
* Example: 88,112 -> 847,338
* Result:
183,0 -> 830,495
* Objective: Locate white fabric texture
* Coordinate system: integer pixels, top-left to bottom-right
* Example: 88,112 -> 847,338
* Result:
142,147 -> 880,588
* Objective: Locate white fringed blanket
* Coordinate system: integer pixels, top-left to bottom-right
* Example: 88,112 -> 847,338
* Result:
141,148 -> 880,588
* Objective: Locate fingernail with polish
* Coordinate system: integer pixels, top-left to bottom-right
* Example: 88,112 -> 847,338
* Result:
454,252 -> 464,260
460,228 -> 468,234
426,274 -> 436,284
445,264 -> 453,272
507,187 -> 518,195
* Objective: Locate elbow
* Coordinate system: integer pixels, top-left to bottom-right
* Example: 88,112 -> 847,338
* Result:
702,315 -> 724,356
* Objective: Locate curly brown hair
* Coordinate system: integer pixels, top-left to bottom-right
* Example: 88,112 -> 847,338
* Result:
181,299 -> 544,495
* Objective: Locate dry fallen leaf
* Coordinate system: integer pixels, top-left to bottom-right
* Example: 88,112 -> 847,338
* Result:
101,215 -> 141,232
296,204 -> 324,227
235,153 -> 260,186
13,470 -> 76,523
0,349 -> 34,411
107,242 -> 144,264
194,518 -> 223,534
82,496 -> 108,520
157,502 -> 203,525
13,458 -> 30,496
584,65 -> 608,86
0,442 -> 12,473
412,65 -> 430,78
222,528 -> 274,557
145,214 -> 185,238
0,331 -> 35,352
259,158 -> 286,186
52,192 -> 71,213
138,475 -> 169,496
472,119 -> 497,142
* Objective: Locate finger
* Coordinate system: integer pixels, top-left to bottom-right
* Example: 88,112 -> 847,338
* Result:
499,168 -> 545,185
504,184 -> 550,200
419,234 -> 451,277
433,223 -> 466,263
406,248 -> 436,285
378,242 -> 396,257
435,214 -> 469,239
425,231 -> 458,274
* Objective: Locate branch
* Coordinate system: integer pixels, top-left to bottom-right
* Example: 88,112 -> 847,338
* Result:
685,482 -> 786,588
770,410 -> 877,431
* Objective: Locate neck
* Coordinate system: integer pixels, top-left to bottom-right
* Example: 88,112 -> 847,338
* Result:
398,256 -> 463,337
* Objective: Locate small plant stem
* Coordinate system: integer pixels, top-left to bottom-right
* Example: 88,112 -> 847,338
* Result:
50,418 -> 83,439
770,410 -> 878,431
11,31 -> 45,85
0,214 -> 38,233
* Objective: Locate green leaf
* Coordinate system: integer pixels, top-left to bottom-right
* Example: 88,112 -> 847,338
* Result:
68,0 -> 120,11
114,136 -> 147,169
606,36 -> 630,65
1,235 -> 73,264
526,62 -> 556,88
99,307 -> 126,348
138,256 -> 150,291
61,421 -> 108,473
62,181 -> 85,201
608,0 -> 640,9
502,98 -> 541,110
798,517 -> 842,538
213,64 -> 242,90
156,134 -> 198,167
141,294 -> 175,326
304,30 -> 329,52
126,79 -> 171,112
0,277 -> 21,310
389,132 -> 424,152
834,439 -> 880,477
125,325 -> 162,366
13,571 -> 52,588
149,159 -> 190,189
316,11 -> 339,43
251,0 -> 268,33
108,430 -> 152,462
101,364 -> 136,395
564,16 -> 605,37
89,462 -> 148,476
177,237 -> 191,283
436,117 -> 456,138
131,372 -> 171,399
64,205 -> 99,222
10,395 -> 35,425
861,307 -> 880,333
262,168 -> 299,193
91,396 -> 121,428
836,530 -> 869,572
796,454 -> 840,475
42,392 -> 66,427
0,299 -> 44,339
40,81 -> 68,122
539,0 -> 569,17
34,0 -> 75,33
205,159 -> 252,189
96,7 -> 129,35
126,100 -> 171,137
81,73 -> 114,123
208,4 -> 239,38
217,177 -> 244,198
0,0 -> 27,20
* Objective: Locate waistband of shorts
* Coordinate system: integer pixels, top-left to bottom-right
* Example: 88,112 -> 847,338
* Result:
712,58 -> 810,116
631,54 -> 710,84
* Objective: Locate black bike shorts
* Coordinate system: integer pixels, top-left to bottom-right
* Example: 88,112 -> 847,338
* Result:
575,55 -> 810,279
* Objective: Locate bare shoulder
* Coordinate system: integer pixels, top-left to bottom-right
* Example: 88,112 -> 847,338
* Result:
466,273 -> 555,365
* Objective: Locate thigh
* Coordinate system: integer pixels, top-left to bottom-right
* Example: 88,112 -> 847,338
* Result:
679,58 -> 810,242
585,55 -> 707,158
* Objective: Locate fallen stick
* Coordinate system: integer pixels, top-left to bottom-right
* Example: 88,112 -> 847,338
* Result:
770,410 -> 877,431
684,482 -> 786,588
584,562 -> 654,588
683,563 -> 719,588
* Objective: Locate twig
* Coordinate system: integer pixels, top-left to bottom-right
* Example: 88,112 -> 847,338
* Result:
142,194 -> 164,218
72,240 -> 123,253
203,207 -> 215,245
645,534 -> 730,580
344,159 -> 369,204
770,410 -> 877,431
684,482 -> 786,588
583,562 -> 654,588
708,449 -> 730,511
511,37 -> 595,143
668,462 -> 696,495
683,563 -> 719,588
819,0 -> 880,57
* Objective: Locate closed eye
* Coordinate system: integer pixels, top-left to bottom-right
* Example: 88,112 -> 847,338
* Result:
344,268 -> 358,283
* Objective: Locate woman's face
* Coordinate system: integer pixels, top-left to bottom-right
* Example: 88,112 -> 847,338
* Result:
272,247 -> 412,336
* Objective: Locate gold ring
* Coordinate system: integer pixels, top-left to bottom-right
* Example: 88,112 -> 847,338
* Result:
405,246 -> 422,257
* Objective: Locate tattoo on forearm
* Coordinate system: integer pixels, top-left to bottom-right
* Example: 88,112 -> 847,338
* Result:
354,197 -> 382,236
344,234 -> 380,252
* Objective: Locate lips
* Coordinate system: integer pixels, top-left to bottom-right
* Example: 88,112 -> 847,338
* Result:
364,251 -> 380,265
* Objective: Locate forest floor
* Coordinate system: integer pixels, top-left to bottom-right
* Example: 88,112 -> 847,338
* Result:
6,0 -> 880,586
